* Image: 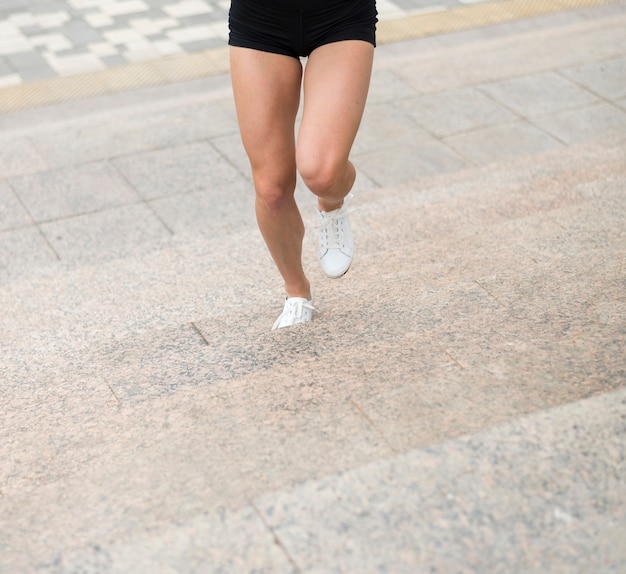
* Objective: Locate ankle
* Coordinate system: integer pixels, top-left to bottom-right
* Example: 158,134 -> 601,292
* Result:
286,291 -> 312,301
285,280 -> 311,301
317,198 -> 343,213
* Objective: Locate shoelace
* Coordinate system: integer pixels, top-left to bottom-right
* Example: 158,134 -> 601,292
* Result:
272,298 -> 317,330
317,194 -> 357,250
319,212 -> 346,250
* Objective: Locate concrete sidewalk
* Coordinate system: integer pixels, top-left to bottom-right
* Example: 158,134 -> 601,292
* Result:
1,1 -> 626,572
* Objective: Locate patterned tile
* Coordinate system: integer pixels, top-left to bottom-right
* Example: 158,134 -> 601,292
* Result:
0,0 -> 495,86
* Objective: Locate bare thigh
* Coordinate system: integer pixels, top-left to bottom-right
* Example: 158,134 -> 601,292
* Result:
229,47 -> 303,196
296,40 -> 374,183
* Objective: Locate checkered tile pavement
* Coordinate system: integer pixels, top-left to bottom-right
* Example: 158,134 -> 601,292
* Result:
0,0 -> 490,86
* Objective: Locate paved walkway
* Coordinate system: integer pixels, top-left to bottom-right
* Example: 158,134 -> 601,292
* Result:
1,0 -> 619,113
1,1 -> 625,572
0,0 -> 492,86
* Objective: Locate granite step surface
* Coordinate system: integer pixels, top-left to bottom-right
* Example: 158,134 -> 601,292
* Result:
32,385 -> 626,573
2,2 -> 626,288
4,376 -> 625,572
2,137 -> 623,386
2,136 -> 623,345
2,134 -> 624,571
2,3 -> 626,570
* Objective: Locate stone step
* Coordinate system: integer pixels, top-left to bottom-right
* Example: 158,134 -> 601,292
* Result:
5,370 -> 625,571
112,385 -> 622,572
1,138 -> 623,356
2,140 -> 624,421
249,386 -> 626,573
3,3 -> 626,570
2,137 -> 624,570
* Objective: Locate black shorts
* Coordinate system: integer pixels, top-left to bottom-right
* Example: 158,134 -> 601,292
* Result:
228,0 -> 378,59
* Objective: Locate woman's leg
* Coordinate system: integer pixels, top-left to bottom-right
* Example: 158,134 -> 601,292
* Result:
297,40 -> 374,212
229,47 -> 311,299
296,40 -> 374,278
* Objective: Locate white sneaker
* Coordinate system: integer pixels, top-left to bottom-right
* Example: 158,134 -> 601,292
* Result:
318,194 -> 354,279
272,297 -> 316,330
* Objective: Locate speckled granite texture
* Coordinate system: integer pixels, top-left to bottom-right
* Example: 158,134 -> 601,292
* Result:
254,387 -> 626,573
1,2 -> 626,572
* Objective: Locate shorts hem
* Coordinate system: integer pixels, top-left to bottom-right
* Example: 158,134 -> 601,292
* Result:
314,34 -> 376,52
229,36 -> 376,59
228,39 -> 301,59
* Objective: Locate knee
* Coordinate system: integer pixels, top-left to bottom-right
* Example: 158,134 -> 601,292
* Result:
297,156 -> 341,198
254,175 -> 296,213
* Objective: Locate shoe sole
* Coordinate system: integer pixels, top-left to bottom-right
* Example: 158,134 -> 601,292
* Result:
323,262 -> 352,279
